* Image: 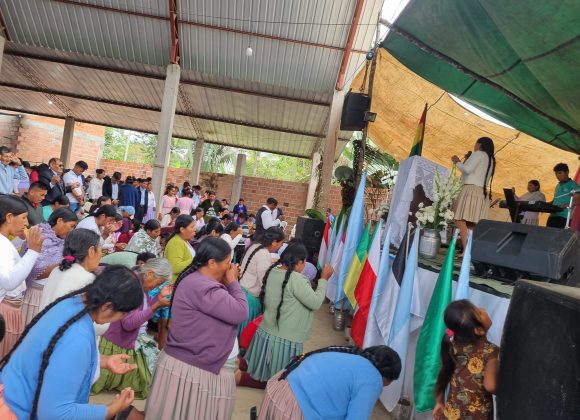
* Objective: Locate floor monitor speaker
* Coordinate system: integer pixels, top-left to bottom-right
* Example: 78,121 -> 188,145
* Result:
472,220 -> 580,286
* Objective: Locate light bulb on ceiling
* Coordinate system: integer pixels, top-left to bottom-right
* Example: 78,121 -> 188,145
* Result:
48,100 -> 53,105
246,45 -> 253,57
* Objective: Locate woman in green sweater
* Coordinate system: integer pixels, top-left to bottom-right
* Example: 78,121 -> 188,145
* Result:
164,214 -> 196,281
157,215 -> 196,349
239,242 -> 333,388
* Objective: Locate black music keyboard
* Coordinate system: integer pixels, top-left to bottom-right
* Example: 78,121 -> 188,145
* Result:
515,201 -> 561,213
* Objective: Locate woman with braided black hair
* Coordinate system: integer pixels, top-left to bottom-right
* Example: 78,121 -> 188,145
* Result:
0,265 -> 143,419
240,243 -> 333,388
145,237 -> 248,420
237,227 -> 285,336
259,345 -> 401,420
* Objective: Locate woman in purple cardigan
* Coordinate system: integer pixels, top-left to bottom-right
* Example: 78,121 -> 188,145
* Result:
91,258 -> 173,399
21,208 -> 78,325
145,237 -> 248,420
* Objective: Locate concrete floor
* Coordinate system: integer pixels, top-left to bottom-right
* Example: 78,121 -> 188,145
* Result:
90,302 -> 392,419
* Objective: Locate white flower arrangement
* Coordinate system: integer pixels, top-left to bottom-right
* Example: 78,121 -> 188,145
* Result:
415,170 -> 462,229
380,167 -> 398,189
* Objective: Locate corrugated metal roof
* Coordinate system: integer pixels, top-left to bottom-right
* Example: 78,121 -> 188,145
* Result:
0,0 -> 384,157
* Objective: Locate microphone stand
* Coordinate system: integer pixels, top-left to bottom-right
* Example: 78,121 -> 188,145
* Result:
563,189 -> 580,229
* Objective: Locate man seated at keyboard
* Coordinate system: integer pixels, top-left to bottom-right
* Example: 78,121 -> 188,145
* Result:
547,163 -> 580,229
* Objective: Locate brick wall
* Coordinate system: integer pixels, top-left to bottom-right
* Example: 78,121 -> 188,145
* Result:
0,113 -> 21,150
99,159 -> 387,231
0,112 -> 105,170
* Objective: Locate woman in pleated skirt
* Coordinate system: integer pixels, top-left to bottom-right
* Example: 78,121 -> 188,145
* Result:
145,238 -> 248,420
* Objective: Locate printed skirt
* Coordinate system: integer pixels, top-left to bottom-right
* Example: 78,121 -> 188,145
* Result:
91,336 -> 153,399
145,351 -> 236,420
245,328 -> 303,382
237,288 -> 262,339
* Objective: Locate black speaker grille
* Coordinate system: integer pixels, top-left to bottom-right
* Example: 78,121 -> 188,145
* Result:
497,281 -> 580,419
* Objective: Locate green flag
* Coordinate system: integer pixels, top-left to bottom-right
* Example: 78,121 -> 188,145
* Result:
413,235 -> 457,412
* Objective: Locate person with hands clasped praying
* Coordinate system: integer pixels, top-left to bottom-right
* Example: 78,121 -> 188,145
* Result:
0,196 -> 46,359
145,237 -> 248,420
0,265 -> 143,419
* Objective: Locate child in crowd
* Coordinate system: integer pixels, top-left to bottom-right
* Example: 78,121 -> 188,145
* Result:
192,207 -> 205,233
177,189 -> 194,215
434,300 -> 499,420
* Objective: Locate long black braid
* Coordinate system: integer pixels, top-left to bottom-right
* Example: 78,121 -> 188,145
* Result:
279,345 -> 402,381
240,244 -> 266,280
31,308 -> 90,418
275,260 -> 297,326
0,286 -> 91,369
477,137 -> 496,200
258,261 -> 280,308
169,237 -> 233,312
0,265 -> 142,420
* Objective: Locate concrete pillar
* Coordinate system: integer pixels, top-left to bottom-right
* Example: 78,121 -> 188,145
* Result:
60,117 -> 75,168
191,139 -> 205,185
152,64 -> 180,209
305,149 -> 322,209
230,153 -> 247,206
0,34 -> 5,73
313,90 -> 345,211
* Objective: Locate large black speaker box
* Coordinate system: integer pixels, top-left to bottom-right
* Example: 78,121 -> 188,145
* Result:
340,92 -> 370,131
497,280 -> 580,419
472,220 -> 580,286
294,217 -> 325,254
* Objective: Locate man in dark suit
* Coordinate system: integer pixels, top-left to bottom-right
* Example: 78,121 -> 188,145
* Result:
103,171 -> 123,206
135,178 -> 149,223
120,176 -> 139,208
39,157 -> 66,206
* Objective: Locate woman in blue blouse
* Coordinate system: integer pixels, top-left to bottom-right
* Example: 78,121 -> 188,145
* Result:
259,345 -> 401,420
0,265 -> 143,419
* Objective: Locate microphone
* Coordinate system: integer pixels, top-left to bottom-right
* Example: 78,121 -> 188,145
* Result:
463,151 -> 472,162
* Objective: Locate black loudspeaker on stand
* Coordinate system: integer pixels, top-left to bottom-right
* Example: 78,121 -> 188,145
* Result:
471,220 -> 580,286
294,216 -> 325,259
497,280 -> 580,419
340,91 -> 371,131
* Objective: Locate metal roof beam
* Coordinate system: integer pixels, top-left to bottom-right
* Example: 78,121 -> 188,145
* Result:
49,0 -> 367,54
2,51 -> 331,107
0,106 -> 312,159
336,0 -> 366,91
0,82 -> 324,137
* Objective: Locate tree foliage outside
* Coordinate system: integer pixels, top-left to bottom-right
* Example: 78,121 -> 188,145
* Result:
102,127 -> 313,181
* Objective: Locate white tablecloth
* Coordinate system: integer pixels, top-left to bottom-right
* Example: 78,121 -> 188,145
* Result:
378,265 -> 511,418
386,156 -> 449,247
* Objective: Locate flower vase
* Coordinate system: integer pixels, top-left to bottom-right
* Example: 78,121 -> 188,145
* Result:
419,228 -> 441,259
440,225 -> 452,245
333,310 -> 347,331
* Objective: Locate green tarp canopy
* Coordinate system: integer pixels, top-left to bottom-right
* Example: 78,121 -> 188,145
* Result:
382,0 -> 580,154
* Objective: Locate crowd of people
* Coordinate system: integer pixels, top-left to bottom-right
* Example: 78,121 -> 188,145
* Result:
0,143 -> 578,419
0,149 -> 408,419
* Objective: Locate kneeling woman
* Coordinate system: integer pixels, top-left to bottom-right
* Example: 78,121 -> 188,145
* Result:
92,258 -> 173,399
259,345 -> 401,420
145,238 -> 248,420
240,243 -> 333,388
0,265 -> 143,419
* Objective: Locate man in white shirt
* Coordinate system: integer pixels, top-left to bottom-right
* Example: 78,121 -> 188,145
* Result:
254,197 -> 287,239
63,160 -> 88,213
88,169 -> 105,201
191,185 -> 202,211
